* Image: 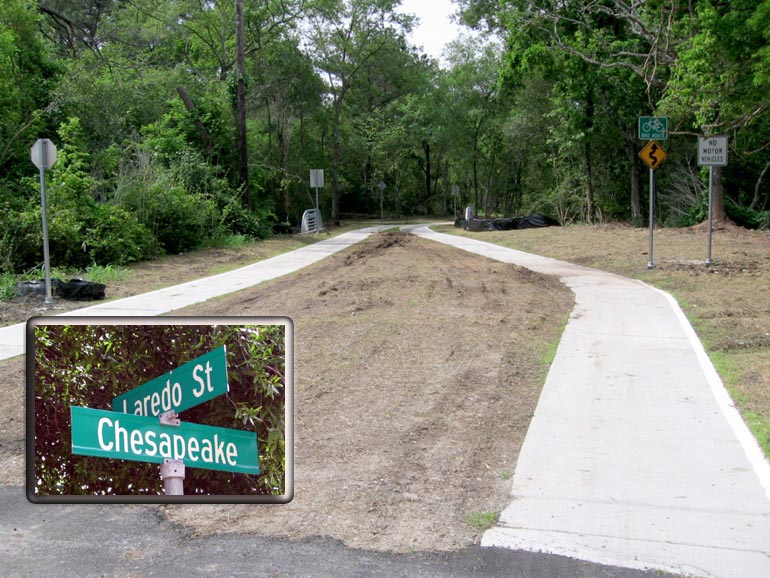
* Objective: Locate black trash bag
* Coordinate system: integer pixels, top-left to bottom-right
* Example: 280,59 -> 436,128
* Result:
15,279 -> 63,297
58,278 -> 106,300
15,278 -> 105,300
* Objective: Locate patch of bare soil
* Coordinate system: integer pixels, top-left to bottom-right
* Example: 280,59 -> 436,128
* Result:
160,232 -> 573,552
0,357 -> 24,485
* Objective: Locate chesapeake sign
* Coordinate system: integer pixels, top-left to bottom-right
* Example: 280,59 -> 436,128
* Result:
70,406 -> 260,474
112,346 -> 228,416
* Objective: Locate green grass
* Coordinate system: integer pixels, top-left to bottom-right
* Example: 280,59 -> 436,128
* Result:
465,511 -> 499,531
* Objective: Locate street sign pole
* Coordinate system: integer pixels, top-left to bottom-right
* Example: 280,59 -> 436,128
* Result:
639,140 -> 667,270
159,410 -> 184,495
648,167 -> 655,270
31,139 -> 58,306
707,166 -> 714,267
698,136 -> 728,267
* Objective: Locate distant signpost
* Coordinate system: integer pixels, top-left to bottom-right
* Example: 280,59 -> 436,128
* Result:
638,117 -> 668,270
30,138 -> 58,306
698,136 -> 729,266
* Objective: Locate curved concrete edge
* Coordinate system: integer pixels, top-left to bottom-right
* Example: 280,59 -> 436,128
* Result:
480,526 -> 741,578
650,285 -> 770,502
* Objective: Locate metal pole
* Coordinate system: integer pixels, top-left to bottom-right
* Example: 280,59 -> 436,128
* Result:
38,147 -> 54,306
647,167 -> 655,270
315,185 -> 319,212
160,459 -> 185,495
159,411 -> 184,495
706,166 -> 714,267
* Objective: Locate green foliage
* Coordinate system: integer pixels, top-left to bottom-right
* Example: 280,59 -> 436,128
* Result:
465,511 -> 499,531
33,323 -> 287,496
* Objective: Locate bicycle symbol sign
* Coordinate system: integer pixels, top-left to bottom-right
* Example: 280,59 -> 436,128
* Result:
638,116 -> 668,140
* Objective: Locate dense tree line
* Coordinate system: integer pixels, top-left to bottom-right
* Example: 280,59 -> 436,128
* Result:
2,0 -> 769,273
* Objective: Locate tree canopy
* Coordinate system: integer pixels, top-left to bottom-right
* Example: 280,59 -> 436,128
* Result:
2,0 -> 770,273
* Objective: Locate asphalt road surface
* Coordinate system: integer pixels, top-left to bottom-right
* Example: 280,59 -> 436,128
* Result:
1,486 -> 684,578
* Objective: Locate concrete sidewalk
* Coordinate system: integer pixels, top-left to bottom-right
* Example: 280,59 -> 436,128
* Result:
0,226 -> 390,361
412,226 -> 770,578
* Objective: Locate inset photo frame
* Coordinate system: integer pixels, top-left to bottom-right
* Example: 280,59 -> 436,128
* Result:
26,316 -> 293,504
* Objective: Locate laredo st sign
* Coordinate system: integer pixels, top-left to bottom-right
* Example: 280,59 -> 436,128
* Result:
71,406 -> 260,474
113,346 -> 228,416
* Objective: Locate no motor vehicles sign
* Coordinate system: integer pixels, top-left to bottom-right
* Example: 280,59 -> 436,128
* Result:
698,136 -> 728,166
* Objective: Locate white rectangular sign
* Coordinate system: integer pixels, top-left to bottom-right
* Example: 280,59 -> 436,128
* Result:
698,136 -> 728,166
310,169 -> 324,188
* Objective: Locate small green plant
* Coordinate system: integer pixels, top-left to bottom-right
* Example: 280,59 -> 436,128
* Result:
465,511 -> 499,531
83,264 -> 130,285
0,272 -> 17,300
499,470 -> 513,480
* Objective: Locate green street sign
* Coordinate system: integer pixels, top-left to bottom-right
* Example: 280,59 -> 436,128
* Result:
71,406 -> 260,475
638,116 -> 668,140
113,346 -> 228,417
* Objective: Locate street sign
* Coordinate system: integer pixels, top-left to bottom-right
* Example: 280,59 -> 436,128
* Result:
30,138 -> 57,170
698,136 -> 728,166
310,169 -> 324,188
71,406 -> 260,475
112,346 -> 228,417
639,140 -> 668,170
638,117 -> 668,140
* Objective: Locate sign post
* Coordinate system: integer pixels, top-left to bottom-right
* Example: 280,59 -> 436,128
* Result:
639,139 -> 668,269
30,139 -> 57,306
698,136 -> 728,266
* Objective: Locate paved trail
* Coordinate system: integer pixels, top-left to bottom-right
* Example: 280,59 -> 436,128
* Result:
411,226 -> 770,578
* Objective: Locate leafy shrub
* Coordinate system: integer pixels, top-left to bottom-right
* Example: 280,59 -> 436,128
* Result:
80,203 -> 160,265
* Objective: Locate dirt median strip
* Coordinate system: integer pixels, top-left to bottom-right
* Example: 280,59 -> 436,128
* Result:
160,232 -> 574,551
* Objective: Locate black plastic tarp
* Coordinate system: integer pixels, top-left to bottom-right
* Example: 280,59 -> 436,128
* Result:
455,214 -> 561,232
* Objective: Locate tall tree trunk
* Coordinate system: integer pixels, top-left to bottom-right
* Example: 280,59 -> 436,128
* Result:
712,165 -> 727,222
583,90 -> 596,224
585,139 -> 595,223
627,133 -> 642,223
422,140 -> 431,201
235,0 -> 249,208
331,97 -> 343,226
176,86 -> 212,159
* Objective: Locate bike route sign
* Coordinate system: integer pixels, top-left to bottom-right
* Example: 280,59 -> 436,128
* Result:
639,116 -> 668,140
